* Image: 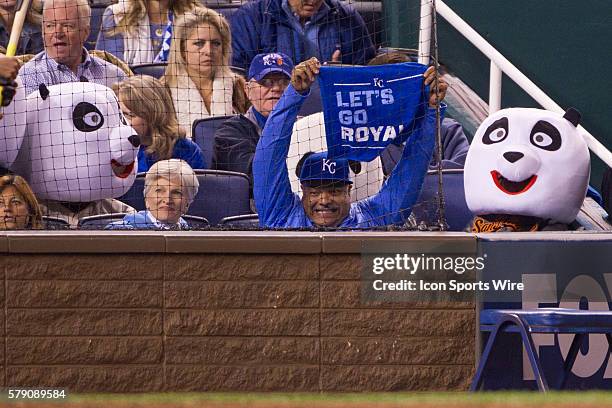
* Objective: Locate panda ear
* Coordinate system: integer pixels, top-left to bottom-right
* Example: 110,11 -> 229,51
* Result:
563,107 -> 581,127
348,160 -> 362,174
38,84 -> 49,100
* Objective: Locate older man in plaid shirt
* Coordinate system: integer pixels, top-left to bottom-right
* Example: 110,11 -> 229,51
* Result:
18,0 -> 125,96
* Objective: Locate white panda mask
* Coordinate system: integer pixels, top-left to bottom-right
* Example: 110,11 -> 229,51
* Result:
464,107 -> 590,224
23,82 -> 139,202
0,78 -> 27,168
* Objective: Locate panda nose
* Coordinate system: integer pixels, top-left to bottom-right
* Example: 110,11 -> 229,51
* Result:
128,134 -> 141,148
503,151 -> 524,163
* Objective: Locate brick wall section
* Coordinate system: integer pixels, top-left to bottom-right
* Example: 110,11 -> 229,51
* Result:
319,255 -> 474,391
0,234 -> 476,392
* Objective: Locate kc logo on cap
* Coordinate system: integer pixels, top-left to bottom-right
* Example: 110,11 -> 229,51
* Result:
322,159 -> 337,174
249,52 -> 294,81
298,151 -> 352,185
263,53 -> 284,66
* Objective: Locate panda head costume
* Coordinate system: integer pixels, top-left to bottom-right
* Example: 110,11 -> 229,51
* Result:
0,81 -> 139,202
464,107 -> 590,228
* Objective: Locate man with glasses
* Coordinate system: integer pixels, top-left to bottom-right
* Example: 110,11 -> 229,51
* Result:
18,0 -> 126,96
213,52 -> 294,190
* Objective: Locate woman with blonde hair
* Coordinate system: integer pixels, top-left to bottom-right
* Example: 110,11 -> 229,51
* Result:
113,75 -> 204,173
0,174 -> 43,230
96,0 -> 200,65
162,7 -> 248,138
0,0 -> 43,55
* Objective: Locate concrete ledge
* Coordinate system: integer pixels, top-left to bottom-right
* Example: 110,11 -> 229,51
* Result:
321,231 -> 477,253
164,231 -> 322,254
0,231 -> 481,254
5,231 -> 166,253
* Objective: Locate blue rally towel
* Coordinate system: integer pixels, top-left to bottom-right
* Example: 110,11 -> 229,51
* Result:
318,62 -> 428,162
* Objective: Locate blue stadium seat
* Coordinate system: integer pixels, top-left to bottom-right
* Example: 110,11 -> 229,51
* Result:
219,213 -> 259,228
411,169 -> 473,231
118,174 -> 146,211
182,215 -> 210,228
192,115 -> 236,169
130,63 -> 168,79
118,170 -> 252,225
230,65 -> 246,78
189,170 -> 251,224
86,5 -> 107,50
78,213 -> 129,229
42,216 -> 70,230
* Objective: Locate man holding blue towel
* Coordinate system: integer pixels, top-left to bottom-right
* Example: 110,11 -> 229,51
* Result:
253,58 -> 447,228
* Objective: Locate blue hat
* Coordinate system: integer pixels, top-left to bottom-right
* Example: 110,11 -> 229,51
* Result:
248,52 -> 294,81
298,152 -> 352,186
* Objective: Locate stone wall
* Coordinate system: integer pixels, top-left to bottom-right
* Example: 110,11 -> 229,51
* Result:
0,231 -> 476,392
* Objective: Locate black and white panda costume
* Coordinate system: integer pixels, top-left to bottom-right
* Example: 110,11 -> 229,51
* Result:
464,107 -> 590,232
0,81 -> 140,225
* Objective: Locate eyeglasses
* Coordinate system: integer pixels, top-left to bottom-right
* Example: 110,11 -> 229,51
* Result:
256,77 -> 290,88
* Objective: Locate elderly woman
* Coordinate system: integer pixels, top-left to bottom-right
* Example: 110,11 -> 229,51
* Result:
162,7 -> 248,138
113,75 -> 204,172
96,0 -> 199,65
0,174 -> 43,230
108,159 -> 199,229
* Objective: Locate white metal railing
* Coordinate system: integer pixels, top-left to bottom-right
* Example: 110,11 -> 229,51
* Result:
418,0 -> 612,168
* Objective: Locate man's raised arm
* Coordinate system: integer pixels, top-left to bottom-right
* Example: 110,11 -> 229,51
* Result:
361,66 -> 449,225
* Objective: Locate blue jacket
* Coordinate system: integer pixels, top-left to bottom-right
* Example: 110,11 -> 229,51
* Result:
137,138 -> 205,173
230,0 -> 375,71
106,210 -> 189,230
253,85 -> 443,228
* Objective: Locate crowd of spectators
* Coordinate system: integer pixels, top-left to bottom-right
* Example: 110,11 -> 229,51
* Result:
0,0 -> 482,230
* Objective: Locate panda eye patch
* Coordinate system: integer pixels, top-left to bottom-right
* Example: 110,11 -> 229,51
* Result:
530,120 -> 561,151
73,102 -> 104,132
482,117 -> 508,145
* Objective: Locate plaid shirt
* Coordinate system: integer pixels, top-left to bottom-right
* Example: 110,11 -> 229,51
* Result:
18,48 -> 127,96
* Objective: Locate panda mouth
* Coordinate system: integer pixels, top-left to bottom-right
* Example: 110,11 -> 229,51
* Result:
491,170 -> 537,195
111,160 -> 135,179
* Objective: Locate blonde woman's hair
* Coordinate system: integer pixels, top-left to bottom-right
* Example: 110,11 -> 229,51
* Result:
0,174 -> 43,229
162,6 -> 232,87
106,0 -> 200,36
144,159 -> 200,205
113,75 -> 186,160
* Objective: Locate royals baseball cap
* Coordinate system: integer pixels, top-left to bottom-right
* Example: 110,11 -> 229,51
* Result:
298,151 -> 353,186
248,52 -> 294,81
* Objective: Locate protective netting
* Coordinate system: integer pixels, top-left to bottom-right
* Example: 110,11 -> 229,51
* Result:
0,0 -> 479,231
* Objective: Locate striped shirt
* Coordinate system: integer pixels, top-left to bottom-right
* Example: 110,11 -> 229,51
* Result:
18,48 -> 127,96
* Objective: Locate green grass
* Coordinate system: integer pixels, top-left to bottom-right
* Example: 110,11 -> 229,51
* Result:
63,391 -> 612,406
